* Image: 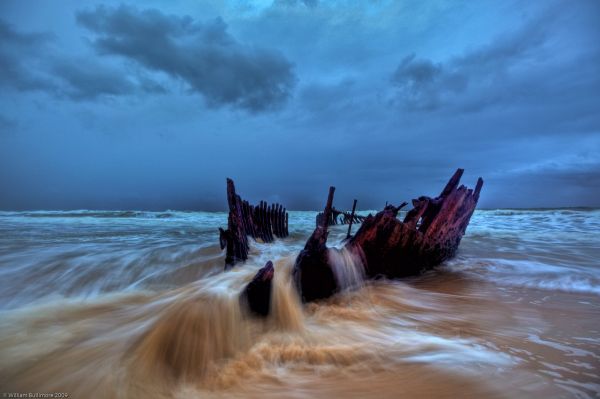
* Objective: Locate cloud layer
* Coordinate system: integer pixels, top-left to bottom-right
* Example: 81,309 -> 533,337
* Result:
0,0 -> 598,210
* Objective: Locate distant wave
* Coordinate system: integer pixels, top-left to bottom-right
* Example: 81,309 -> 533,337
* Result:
3,210 -> 175,219
479,208 -> 599,216
448,258 -> 600,295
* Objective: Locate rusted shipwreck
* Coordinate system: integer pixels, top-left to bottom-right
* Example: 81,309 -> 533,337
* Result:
222,169 -> 483,316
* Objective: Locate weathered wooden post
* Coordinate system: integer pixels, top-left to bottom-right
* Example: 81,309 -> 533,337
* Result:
223,179 -> 249,268
346,199 -> 358,239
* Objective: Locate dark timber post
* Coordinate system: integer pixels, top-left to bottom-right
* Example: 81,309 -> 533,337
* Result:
323,187 -> 335,231
346,199 -> 357,239
224,178 -> 249,268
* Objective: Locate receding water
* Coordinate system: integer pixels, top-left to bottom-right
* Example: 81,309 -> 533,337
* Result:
0,209 -> 599,398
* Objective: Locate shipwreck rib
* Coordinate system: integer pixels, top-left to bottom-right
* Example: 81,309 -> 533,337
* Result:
315,203 -> 367,227
346,199 -> 358,239
219,178 -> 289,269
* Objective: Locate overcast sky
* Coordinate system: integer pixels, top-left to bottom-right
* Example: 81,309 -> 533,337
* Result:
1,0 -> 599,210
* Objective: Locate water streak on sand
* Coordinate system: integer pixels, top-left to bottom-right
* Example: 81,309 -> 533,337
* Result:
0,209 -> 599,398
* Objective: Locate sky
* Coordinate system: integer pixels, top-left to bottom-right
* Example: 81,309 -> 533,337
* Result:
0,0 -> 599,210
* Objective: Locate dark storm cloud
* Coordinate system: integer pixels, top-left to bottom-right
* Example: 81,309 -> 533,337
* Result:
392,55 -> 442,88
76,5 -> 296,112
0,19 -> 51,45
0,20 -> 164,100
0,20 -> 55,92
391,11 -> 553,112
486,156 -> 600,208
391,54 -> 465,110
52,61 -> 136,100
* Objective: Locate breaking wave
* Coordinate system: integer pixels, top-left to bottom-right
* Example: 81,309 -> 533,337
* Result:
448,258 -> 600,295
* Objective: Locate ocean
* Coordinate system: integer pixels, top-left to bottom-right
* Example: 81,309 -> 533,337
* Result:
0,209 -> 598,398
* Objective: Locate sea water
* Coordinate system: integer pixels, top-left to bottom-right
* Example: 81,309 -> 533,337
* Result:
0,209 -> 598,398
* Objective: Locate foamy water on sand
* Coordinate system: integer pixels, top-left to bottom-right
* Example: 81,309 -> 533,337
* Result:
0,209 -> 598,398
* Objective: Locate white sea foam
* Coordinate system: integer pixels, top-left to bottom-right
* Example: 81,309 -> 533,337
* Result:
447,258 -> 600,295
327,247 -> 366,291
